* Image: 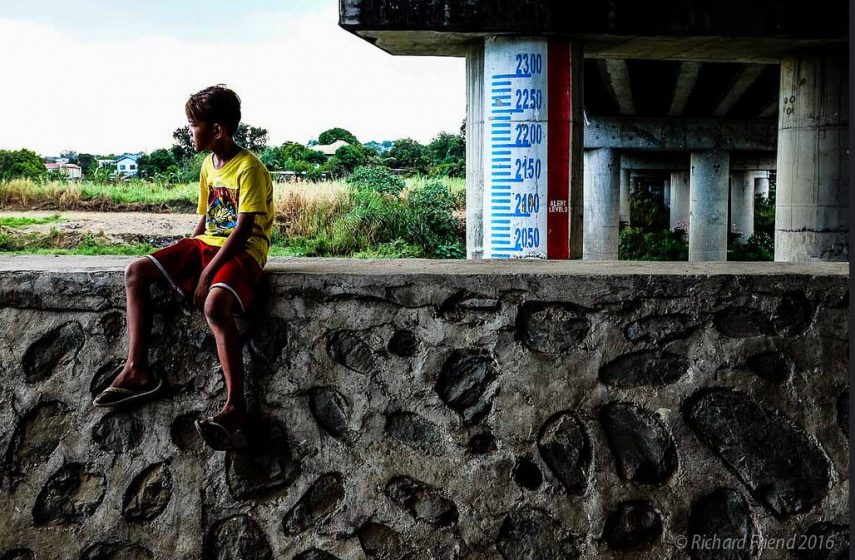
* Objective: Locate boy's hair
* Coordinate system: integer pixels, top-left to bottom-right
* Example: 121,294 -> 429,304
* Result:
185,84 -> 241,135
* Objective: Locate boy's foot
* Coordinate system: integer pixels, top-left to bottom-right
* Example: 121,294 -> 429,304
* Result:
92,365 -> 162,408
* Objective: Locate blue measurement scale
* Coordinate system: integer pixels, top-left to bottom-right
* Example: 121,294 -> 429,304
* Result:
483,38 -> 548,259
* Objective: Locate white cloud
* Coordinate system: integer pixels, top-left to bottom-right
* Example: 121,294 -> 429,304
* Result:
0,8 -> 464,155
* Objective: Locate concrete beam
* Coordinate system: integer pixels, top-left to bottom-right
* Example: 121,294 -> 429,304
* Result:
668,62 -> 701,116
340,0 -> 846,62
618,152 -> 776,171
712,64 -> 766,117
584,117 -> 777,150
599,60 -> 635,115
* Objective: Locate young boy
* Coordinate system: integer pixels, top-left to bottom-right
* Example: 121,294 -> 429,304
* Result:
93,84 -> 274,451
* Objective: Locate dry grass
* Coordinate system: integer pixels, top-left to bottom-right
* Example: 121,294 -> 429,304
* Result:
273,180 -> 350,238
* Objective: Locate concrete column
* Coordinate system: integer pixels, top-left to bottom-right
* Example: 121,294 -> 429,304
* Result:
730,171 -> 755,243
583,148 -> 620,260
670,171 -> 690,231
567,41 -> 585,259
465,42 -> 485,259
754,170 -> 770,198
689,151 -> 730,261
619,167 -> 630,225
775,49 -> 849,261
663,178 -> 671,209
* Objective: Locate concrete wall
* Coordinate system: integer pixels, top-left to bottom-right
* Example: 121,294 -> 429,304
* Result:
0,258 -> 849,560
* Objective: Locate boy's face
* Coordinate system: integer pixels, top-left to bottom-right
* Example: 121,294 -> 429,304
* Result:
188,119 -> 219,152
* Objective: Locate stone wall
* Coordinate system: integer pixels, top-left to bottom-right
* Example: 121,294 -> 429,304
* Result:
0,257 -> 849,560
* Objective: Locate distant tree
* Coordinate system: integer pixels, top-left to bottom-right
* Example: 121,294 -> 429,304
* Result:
427,131 -> 466,178
76,153 -> 98,177
172,126 -> 193,162
333,144 -> 366,173
234,124 -> 268,153
137,148 -> 178,179
318,127 -> 358,146
389,138 -> 429,173
0,149 -> 46,180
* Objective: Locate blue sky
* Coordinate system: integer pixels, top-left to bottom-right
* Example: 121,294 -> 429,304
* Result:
0,1 -> 464,155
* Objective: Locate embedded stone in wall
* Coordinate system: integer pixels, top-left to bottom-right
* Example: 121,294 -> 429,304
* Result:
204,514 -> 272,560
600,402 -> 678,484
357,522 -> 412,559
603,500 -> 663,551
772,292 -> 813,336
308,387 -> 352,441
837,390 -> 848,439
516,302 -> 590,354
685,389 -> 831,515
282,473 -> 345,536
387,329 -> 419,357
384,475 -> 459,527
294,550 -> 343,560
745,351 -> 793,383
467,432 -> 497,454
0,548 -> 34,560
98,311 -> 124,340
326,330 -> 376,374
713,307 -> 773,338
435,351 -> 496,424
687,488 -> 754,560
599,350 -> 687,388
5,401 -> 71,482
89,359 -> 123,397
537,411 -> 591,495
32,463 -> 106,526
226,416 -> 301,501
512,456 -> 543,490
385,411 -> 443,455
496,506 -> 578,559
92,412 -> 144,454
440,291 -> 501,323
21,321 -> 85,383
80,542 -> 154,560
248,317 -> 288,364
170,412 -> 205,452
624,314 -> 699,345
122,462 -> 173,522
795,522 -> 849,560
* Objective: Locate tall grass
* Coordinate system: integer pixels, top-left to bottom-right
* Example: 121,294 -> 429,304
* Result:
0,178 -> 196,210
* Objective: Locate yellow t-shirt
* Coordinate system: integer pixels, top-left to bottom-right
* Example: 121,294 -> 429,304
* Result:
194,148 -> 274,268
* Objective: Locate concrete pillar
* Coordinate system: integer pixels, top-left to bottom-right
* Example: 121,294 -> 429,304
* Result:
689,151 -> 730,261
754,170 -> 770,198
465,42 -> 485,259
583,148 -> 620,260
775,49 -> 849,261
481,37 -> 584,259
619,167 -> 630,225
663,178 -> 671,209
629,172 -> 638,194
730,171 -> 755,243
670,171 -> 690,231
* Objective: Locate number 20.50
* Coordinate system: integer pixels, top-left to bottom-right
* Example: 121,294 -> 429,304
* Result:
514,227 -> 540,248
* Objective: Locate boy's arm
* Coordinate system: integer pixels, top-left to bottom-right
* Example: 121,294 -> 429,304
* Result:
192,215 -> 206,237
192,212 -> 256,308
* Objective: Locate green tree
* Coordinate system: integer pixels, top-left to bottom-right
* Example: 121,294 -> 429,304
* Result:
389,138 -> 429,174
427,131 -> 465,178
0,149 -> 46,180
333,145 -> 366,173
137,149 -> 178,179
172,126 -> 193,162
76,154 -> 98,177
234,124 -> 268,153
318,128 -> 358,146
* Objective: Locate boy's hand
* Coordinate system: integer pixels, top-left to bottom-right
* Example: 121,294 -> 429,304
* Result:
194,270 -> 212,308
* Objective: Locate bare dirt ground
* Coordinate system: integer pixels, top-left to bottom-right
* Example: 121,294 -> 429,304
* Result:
0,211 -> 199,245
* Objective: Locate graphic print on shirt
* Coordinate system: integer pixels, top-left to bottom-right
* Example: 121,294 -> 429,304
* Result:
205,182 -> 239,236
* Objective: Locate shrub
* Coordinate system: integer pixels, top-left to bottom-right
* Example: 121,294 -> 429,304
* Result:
629,189 -> 669,231
619,227 -> 688,261
728,232 -> 774,261
401,180 -> 464,258
347,166 -> 405,196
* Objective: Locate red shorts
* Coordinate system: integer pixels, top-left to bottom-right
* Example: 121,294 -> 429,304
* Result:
146,238 -> 262,313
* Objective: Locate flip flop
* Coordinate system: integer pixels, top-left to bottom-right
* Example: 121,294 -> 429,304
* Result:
92,376 -> 163,408
194,417 -> 248,451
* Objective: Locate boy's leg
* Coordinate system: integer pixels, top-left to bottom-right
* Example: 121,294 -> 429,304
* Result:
203,287 -> 247,431
110,257 -> 163,390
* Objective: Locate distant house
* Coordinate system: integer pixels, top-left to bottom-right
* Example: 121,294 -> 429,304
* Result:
112,153 -> 141,178
44,163 -> 82,180
310,140 -> 350,157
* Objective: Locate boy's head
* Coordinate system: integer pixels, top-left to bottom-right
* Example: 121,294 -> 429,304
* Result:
185,85 -> 241,151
